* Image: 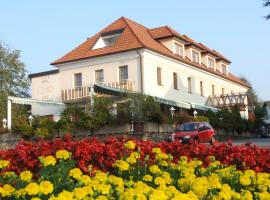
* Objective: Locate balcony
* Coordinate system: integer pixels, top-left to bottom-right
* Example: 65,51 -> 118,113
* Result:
61,80 -> 134,102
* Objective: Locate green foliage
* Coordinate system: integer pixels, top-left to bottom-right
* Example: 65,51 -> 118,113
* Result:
263,0 -> 270,20
173,112 -> 193,125
116,94 -> 163,124
12,116 -> 33,136
0,42 -> 30,121
194,116 -> 209,122
84,97 -> 113,130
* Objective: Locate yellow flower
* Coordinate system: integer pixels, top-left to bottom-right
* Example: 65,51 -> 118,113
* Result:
124,141 -> 136,150
40,155 -> 56,167
39,180 -> 54,195
149,189 -> 167,200
149,165 -> 161,174
240,175 -> 252,186
127,156 -> 137,164
81,175 -> 91,185
0,160 -> 10,169
0,184 -> 15,197
73,187 -> 88,199
152,148 -> 162,154
56,150 -> 70,160
4,171 -> 16,178
143,175 -> 153,182
19,170 -> 32,182
31,198 -> 41,200
25,182 -> 39,195
113,160 -> 129,171
69,168 -> 83,180
57,190 -> 74,200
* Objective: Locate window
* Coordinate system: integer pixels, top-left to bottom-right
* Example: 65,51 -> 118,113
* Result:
200,81 -> 204,96
192,50 -> 200,63
208,57 -> 215,69
174,42 -> 184,57
222,88 -> 225,95
74,73 -> 82,89
188,77 -> 192,93
157,67 -> 162,86
221,64 -> 227,74
95,69 -> 104,84
212,84 -> 215,96
119,65 -> 128,82
173,72 -> 178,89
103,34 -> 120,47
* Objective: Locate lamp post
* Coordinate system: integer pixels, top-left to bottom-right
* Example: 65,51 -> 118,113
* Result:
130,101 -> 135,133
193,110 -> 198,118
28,115 -> 33,126
88,84 -> 95,113
2,118 -> 7,128
170,106 -> 175,119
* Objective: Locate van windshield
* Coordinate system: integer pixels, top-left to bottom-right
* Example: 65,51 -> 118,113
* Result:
176,123 -> 198,132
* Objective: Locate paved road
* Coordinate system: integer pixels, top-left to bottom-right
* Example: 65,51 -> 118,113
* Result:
230,138 -> 270,148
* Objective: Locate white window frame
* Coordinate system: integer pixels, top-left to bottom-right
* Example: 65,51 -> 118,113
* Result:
191,49 -> 201,64
119,65 -> 128,82
95,69 -> 104,84
73,73 -> 82,89
221,63 -> 227,75
173,41 -> 185,57
207,56 -> 215,69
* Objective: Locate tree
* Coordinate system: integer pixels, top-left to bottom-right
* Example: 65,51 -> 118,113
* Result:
239,76 -> 258,106
0,42 -> 30,122
263,0 -> 270,20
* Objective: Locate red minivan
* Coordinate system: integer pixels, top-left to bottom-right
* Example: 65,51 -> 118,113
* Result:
170,122 -> 216,144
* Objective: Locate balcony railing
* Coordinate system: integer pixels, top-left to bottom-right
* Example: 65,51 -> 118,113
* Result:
61,80 -> 134,101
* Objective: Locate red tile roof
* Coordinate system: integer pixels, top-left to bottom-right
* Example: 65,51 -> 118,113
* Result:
51,17 -> 249,88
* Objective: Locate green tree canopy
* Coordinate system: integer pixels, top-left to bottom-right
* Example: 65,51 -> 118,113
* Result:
0,42 -> 30,121
263,0 -> 270,20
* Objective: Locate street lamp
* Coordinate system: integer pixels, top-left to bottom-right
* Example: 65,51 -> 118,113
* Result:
193,110 -> 198,118
130,101 -> 135,133
88,84 -> 95,113
28,115 -> 33,126
170,106 -> 175,119
2,118 -> 7,128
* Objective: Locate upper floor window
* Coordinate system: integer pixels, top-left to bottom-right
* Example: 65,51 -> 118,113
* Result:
74,73 -> 82,89
188,77 -> 192,93
222,88 -> 225,95
208,57 -> 215,69
119,65 -> 128,82
173,72 -> 178,89
92,29 -> 124,49
95,69 -> 104,84
221,63 -> 227,74
200,81 -> 204,96
191,50 -> 200,63
174,42 -> 184,57
212,84 -> 215,96
157,67 -> 162,86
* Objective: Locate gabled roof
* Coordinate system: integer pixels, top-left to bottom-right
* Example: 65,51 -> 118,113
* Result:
51,17 -> 249,88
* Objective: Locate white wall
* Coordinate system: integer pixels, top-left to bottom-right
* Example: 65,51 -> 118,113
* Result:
55,51 -> 141,92
142,49 -> 248,115
31,73 -> 64,120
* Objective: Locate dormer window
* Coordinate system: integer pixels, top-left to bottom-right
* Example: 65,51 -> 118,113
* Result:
208,57 -> 215,69
92,29 -> 124,49
191,50 -> 200,63
221,63 -> 227,75
174,42 -> 184,57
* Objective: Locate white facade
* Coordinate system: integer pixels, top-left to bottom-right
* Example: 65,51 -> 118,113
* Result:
30,47 -> 248,119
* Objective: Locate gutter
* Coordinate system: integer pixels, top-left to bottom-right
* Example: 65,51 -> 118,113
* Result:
136,50 -> 144,93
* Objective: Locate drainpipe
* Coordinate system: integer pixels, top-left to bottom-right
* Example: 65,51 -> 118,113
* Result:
136,50 -> 144,93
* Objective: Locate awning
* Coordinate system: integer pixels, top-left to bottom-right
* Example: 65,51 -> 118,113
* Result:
154,97 -> 191,109
8,96 -> 66,107
190,102 -> 219,112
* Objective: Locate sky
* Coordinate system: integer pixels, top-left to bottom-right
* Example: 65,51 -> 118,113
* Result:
0,1 -> 269,100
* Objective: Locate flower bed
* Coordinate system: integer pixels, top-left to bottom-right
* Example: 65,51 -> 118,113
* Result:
0,139 -> 270,200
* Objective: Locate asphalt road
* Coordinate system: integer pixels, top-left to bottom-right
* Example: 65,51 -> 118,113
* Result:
229,138 -> 270,148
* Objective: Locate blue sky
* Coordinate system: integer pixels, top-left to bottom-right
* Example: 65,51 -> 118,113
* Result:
0,1 -> 269,100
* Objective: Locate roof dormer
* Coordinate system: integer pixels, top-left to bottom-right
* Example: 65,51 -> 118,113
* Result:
92,29 -> 124,49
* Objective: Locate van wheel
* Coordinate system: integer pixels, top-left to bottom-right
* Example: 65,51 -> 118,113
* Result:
210,136 -> 215,145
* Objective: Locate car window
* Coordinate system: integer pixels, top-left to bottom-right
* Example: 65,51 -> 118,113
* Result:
177,123 -> 198,131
